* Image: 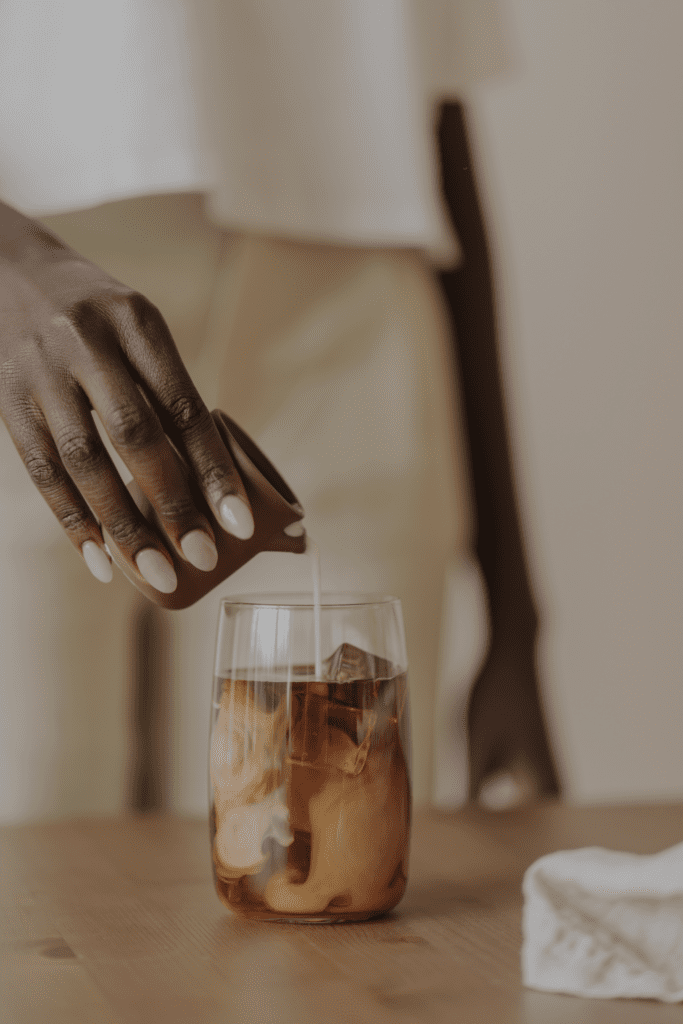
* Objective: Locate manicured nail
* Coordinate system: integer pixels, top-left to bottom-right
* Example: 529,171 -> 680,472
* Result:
82,541 -> 113,583
284,522 -> 305,537
135,548 -> 177,593
219,495 -> 254,540
180,530 -> 218,571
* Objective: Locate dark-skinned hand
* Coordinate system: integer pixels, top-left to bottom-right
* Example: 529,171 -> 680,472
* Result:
0,200 -> 254,593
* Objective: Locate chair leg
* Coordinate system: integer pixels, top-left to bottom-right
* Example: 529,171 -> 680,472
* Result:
435,102 -> 561,802
128,600 -> 171,811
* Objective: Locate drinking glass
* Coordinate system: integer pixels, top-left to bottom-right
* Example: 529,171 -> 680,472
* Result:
209,593 -> 412,923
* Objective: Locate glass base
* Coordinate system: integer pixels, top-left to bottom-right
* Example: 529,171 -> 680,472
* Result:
220,900 -> 390,924
269,915 -> 344,925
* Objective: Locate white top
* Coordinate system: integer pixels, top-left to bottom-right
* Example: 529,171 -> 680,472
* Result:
0,0 -> 509,259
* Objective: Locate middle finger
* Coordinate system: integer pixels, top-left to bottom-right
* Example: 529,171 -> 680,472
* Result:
82,360 -> 220,571
48,376 -> 217,582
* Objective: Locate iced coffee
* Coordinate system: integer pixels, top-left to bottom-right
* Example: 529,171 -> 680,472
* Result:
210,643 -> 411,922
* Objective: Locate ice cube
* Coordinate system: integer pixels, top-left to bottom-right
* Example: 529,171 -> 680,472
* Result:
324,643 -> 397,683
327,712 -> 376,775
288,690 -> 328,764
287,687 -> 377,776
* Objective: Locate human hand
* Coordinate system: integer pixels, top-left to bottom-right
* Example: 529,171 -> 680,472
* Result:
0,202 -> 254,593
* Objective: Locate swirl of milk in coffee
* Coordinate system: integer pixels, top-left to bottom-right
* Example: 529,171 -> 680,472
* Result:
211,679 -> 293,876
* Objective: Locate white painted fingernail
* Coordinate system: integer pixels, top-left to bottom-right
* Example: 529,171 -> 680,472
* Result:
82,541 -> 113,583
135,548 -> 177,593
284,522 -> 305,537
180,530 -> 218,571
219,495 -> 254,540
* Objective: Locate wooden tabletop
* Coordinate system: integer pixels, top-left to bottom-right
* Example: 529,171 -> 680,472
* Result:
2,801 -> 683,1024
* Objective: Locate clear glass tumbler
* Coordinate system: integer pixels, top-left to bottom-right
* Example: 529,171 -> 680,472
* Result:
209,593 -> 412,923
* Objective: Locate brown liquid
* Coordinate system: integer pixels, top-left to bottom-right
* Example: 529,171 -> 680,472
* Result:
210,665 -> 411,922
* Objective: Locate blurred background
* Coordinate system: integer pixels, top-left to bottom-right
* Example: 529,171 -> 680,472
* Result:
0,0 -> 681,820
466,0 -> 683,802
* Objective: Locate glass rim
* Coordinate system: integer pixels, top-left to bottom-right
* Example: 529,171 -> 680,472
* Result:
218,591 -> 401,611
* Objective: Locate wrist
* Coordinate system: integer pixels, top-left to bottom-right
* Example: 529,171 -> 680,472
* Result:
0,201 -> 70,268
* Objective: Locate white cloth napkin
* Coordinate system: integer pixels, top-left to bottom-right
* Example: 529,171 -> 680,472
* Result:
522,842 -> 683,1003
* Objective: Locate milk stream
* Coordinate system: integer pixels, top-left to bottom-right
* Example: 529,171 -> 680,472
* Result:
305,535 -> 322,679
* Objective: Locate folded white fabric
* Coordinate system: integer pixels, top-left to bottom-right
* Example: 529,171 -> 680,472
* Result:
522,842 -> 683,1002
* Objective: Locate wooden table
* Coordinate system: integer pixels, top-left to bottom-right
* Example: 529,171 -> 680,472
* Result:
2,802 -> 682,1024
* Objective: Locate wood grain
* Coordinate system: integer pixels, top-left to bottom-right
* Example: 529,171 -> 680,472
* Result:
2,803 -> 682,1024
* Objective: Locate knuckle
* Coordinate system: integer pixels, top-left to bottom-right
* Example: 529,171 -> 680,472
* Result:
107,403 -> 161,451
124,292 -> 167,338
57,428 -> 102,475
106,515 -> 147,551
63,297 -> 111,340
54,297 -> 120,364
56,505 -> 91,535
64,290 -> 137,346
156,496 -> 197,525
24,451 -> 63,491
200,462 -> 236,495
166,392 -> 209,434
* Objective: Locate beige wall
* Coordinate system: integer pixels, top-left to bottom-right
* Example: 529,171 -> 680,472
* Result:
466,1 -> 683,801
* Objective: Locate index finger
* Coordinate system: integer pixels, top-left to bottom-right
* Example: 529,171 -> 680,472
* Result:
160,389 -> 256,541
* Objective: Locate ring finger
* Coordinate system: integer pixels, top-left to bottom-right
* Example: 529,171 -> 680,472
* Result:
39,389 -> 185,593
80,361 -> 223,573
